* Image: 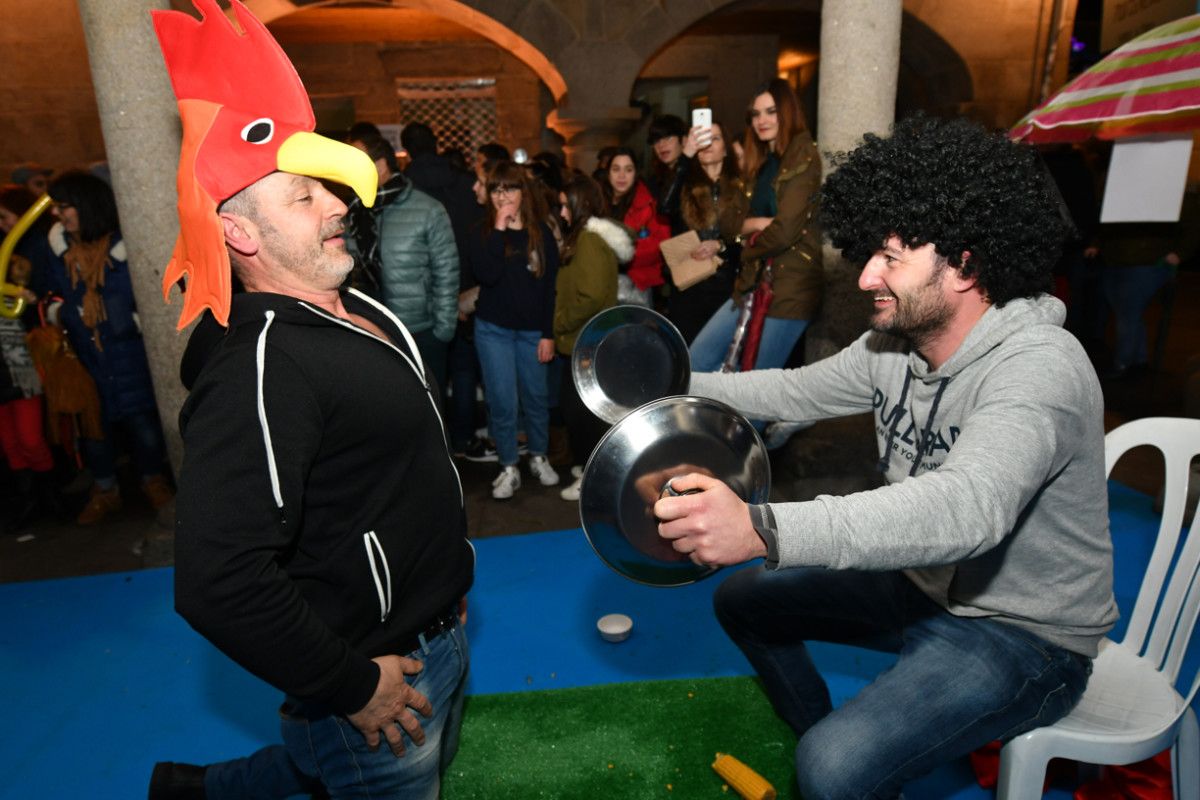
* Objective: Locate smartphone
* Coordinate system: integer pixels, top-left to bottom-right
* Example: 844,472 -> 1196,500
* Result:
692,108 -> 713,148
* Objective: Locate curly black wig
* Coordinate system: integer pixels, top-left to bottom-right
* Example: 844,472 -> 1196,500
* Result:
819,115 -> 1067,307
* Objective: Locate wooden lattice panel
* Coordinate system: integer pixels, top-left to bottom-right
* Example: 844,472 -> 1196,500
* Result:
395,78 -> 497,156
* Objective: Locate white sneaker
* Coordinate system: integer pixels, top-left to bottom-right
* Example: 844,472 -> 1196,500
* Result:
528,455 -> 559,486
560,473 -> 583,501
491,465 -> 521,500
571,465 -> 583,478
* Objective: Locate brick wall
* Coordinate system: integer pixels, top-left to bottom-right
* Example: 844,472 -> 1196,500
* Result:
282,39 -> 552,157
1,0 -> 105,178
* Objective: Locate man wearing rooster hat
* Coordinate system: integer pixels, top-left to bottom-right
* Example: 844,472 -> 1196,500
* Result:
147,3 -> 473,798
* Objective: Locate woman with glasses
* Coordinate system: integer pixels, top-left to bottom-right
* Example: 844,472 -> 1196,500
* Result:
45,171 -> 174,524
602,147 -> 670,307
468,161 -> 561,500
689,79 -> 822,376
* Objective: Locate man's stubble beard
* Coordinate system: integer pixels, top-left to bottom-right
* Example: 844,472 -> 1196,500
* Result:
869,260 -> 953,352
258,214 -> 353,291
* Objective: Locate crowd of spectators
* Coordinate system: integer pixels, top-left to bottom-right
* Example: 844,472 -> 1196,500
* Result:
338,87 -> 1198,503
336,79 -> 835,501
4,78 -> 1196,524
1,164 -> 174,535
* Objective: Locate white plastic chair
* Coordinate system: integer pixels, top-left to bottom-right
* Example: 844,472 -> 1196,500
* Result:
996,417 -> 1200,800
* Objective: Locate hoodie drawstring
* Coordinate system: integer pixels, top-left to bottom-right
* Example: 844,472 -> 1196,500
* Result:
878,366 -> 914,473
878,367 -> 951,477
911,377 -> 950,477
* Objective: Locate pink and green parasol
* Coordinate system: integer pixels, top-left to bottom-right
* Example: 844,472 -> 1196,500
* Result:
1011,14 -> 1200,143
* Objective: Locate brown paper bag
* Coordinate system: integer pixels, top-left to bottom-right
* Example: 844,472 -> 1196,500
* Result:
659,230 -> 719,291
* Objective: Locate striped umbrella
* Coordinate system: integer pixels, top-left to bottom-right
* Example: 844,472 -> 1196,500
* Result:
1011,14 -> 1200,143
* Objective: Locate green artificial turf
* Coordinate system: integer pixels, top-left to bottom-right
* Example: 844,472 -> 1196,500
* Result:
442,676 -> 798,799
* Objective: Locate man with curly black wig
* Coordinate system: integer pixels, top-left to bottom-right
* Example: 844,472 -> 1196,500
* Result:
654,116 -> 1116,798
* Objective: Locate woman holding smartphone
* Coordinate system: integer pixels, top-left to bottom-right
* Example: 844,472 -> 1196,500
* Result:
658,116 -> 748,344
688,78 -> 822,373
469,161 -> 561,499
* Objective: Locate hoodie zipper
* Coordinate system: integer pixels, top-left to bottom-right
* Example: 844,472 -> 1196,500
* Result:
296,294 -> 465,506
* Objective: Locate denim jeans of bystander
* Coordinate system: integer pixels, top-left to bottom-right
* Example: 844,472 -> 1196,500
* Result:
80,408 -> 169,484
1101,263 -> 1173,371
689,298 -> 809,373
473,317 -> 550,466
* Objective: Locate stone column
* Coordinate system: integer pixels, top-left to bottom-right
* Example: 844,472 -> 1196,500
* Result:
75,0 -> 188,478
810,0 -> 903,360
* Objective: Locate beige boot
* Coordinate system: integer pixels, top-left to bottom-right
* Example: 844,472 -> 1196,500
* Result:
142,475 -> 175,509
77,486 -> 122,525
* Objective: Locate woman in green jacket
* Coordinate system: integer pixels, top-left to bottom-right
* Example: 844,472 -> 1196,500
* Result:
553,174 -> 634,501
689,78 -> 822,373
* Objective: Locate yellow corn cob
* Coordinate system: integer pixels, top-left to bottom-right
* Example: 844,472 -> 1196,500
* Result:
711,753 -> 776,800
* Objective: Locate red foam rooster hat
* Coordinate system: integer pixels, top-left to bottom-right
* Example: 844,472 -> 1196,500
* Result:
152,0 -> 376,329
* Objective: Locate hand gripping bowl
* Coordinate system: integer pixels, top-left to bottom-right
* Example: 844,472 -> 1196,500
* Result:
572,305 -> 691,425
578,396 -> 771,587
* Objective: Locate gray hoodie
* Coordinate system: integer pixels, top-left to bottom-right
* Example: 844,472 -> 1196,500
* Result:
690,295 -> 1117,656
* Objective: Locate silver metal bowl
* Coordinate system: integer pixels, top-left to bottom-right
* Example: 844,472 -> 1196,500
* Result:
579,396 -> 771,587
572,305 -> 690,425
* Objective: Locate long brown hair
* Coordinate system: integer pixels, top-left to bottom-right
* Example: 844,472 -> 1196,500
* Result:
601,147 -> 639,221
485,160 -> 547,278
681,121 -> 742,232
741,78 -> 807,182
559,174 -> 609,262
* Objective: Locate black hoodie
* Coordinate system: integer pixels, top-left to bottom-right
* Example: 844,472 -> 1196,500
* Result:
174,289 -> 474,715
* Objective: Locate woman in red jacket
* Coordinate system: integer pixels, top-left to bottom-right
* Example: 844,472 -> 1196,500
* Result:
603,147 -> 670,306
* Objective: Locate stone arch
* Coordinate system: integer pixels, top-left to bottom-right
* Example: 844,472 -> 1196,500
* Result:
242,0 -> 567,100
896,13 -> 974,118
630,0 -> 973,125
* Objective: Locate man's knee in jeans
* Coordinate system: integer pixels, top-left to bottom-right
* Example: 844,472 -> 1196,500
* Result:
713,565 -> 825,635
795,729 -> 893,800
712,567 -> 764,636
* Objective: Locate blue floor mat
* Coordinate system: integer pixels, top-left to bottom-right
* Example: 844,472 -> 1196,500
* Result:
0,480 -> 1189,798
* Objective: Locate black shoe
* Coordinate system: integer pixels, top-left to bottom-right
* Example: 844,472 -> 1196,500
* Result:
148,762 -> 207,800
459,436 -> 498,462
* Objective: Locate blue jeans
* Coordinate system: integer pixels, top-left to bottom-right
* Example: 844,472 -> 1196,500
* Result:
1102,263 -> 1173,370
689,299 -> 809,373
473,318 -> 549,466
80,409 -> 168,485
714,566 -> 1091,800
205,623 -> 469,799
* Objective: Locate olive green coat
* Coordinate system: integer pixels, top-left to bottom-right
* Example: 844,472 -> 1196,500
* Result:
734,131 -> 823,320
553,217 -> 634,356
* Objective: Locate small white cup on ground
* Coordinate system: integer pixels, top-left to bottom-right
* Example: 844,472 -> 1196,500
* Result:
597,613 -> 633,642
